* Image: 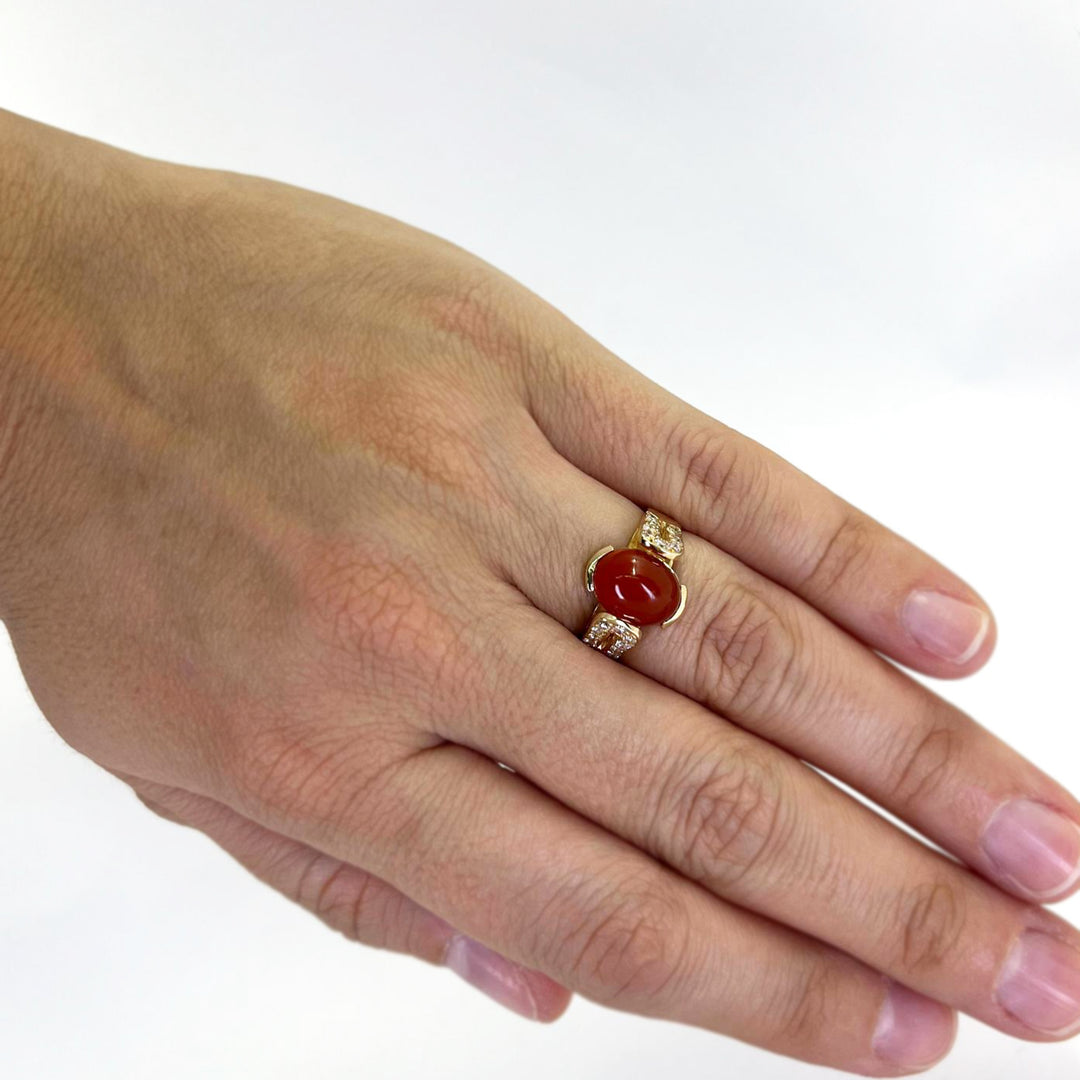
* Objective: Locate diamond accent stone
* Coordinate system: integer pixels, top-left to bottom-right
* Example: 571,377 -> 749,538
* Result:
639,510 -> 683,559
582,611 -> 641,659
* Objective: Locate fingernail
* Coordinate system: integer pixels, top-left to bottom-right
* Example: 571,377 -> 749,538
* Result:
901,589 -> 990,664
996,930 -> 1080,1035
444,933 -> 539,1020
980,799 -> 1080,899
872,978 -> 956,1068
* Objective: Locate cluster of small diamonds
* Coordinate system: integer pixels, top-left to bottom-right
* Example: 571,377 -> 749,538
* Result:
583,612 -> 640,659
640,510 -> 684,558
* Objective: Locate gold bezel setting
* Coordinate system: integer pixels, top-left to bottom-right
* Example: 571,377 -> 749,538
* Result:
581,508 -> 687,659
584,545 -> 615,592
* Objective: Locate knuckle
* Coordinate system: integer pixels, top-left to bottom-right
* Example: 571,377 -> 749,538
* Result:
288,534 -> 494,733
298,538 -> 434,659
669,420 -> 764,534
296,266 -> 521,504
888,717 -> 960,810
798,513 -> 875,595
294,535 -> 472,690
553,880 -> 690,1007
421,269 -> 526,371
666,746 -> 789,891
295,852 -> 379,943
778,960 -> 838,1046
897,881 -> 967,975
693,579 -> 798,715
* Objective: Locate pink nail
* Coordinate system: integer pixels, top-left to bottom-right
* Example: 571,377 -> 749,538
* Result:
996,931 -> 1080,1035
980,799 -> 1080,899
901,589 -> 989,664
444,934 -> 539,1020
872,978 -> 956,1068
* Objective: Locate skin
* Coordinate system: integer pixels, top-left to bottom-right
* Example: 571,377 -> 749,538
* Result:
1,107 -> 1078,1075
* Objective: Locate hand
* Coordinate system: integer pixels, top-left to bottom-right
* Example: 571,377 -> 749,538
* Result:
3,109 -> 1079,1075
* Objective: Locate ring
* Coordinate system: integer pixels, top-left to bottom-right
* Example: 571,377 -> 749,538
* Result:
581,507 -> 688,660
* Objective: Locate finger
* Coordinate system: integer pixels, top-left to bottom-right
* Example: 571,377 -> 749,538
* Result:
505,470 -> 1080,905
444,607 -> 1080,1043
220,738 -> 956,1074
522,338 -> 995,677
124,775 -> 570,1021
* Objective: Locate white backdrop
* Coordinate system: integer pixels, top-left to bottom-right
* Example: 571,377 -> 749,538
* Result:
1,2 -> 1078,1077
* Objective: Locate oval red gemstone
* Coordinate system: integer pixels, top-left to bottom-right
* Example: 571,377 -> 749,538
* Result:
592,547 -> 681,626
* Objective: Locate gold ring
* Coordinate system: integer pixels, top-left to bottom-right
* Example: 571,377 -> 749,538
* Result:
581,508 -> 687,660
